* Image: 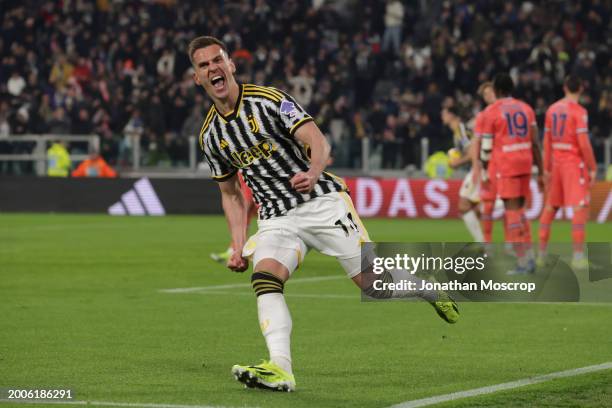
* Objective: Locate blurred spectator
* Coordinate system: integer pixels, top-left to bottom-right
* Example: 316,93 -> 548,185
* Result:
37,95 -> 54,126
46,141 -> 71,177
10,107 -> 30,135
368,101 -> 387,142
382,0 -> 405,56
7,71 -> 26,96
0,101 -> 11,174
71,148 -> 117,178
48,108 -> 71,135
72,108 -> 93,135
163,131 -> 189,167
157,49 -> 176,78
181,104 -> 205,141
121,108 -> 144,165
382,114 -> 400,168
324,96 -> 352,167
0,102 -> 10,137
49,55 -> 74,90
288,67 -> 315,108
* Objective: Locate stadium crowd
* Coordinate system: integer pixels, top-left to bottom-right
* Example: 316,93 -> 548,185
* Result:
0,0 -> 610,172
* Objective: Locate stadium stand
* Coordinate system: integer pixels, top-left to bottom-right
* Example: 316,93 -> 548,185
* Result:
0,0 -> 610,174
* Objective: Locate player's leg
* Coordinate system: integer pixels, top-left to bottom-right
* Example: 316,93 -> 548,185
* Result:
232,224 -> 305,392
459,198 -> 484,242
566,165 -> 591,269
537,205 -> 557,265
300,192 -> 458,323
501,178 -> 525,248
570,205 -> 588,268
459,171 -> 484,242
502,211 -> 514,255
481,199 -> 495,244
350,265 -> 459,323
252,258 -> 292,373
538,165 -> 562,263
520,177 -> 535,263
504,198 -> 526,255
481,165 -> 499,245
501,176 -> 532,274
505,202 -> 531,274
522,211 -> 532,245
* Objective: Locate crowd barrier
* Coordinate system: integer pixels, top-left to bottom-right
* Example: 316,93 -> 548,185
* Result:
0,176 -> 610,222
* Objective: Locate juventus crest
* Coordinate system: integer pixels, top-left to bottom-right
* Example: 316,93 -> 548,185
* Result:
247,114 -> 259,133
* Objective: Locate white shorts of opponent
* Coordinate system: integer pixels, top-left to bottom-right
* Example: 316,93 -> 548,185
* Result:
459,169 -> 481,203
242,192 -> 373,278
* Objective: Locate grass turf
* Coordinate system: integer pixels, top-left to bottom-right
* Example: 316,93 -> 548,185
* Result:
1,215 -> 611,408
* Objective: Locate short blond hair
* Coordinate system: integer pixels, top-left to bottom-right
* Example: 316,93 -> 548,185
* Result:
477,81 -> 493,97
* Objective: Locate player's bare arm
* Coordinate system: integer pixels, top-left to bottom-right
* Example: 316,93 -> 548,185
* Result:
542,122 -> 552,187
290,121 -> 331,193
530,124 -> 544,191
449,144 -> 475,169
470,136 -> 482,183
577,133 -> 597,187
218,174 -> 249,272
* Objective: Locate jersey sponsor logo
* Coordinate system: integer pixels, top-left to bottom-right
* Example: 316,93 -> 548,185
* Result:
502,142 -> 531,152
280,100 -> 297,117
229,139 -> 276,168
552,142 -> 573,150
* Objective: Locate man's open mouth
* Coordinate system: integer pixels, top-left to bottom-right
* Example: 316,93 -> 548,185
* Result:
211,75 -> 225,89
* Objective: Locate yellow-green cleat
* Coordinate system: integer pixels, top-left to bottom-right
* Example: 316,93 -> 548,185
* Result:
231,360 -> 296,392
430,291 -> 459,324
571,257 -> 589,271
536,255 -> 547,268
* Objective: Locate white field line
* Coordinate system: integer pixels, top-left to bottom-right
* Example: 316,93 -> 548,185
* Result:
495,301 -> 612,307
3,223 -> 129,232
159,275 -> 345,294
160,278 -> 612,305
160,285 -> 612,306
171,291 -> 612,303
4,363 -> 610,408
389,361 -> 612,408
0,400 -> 233,408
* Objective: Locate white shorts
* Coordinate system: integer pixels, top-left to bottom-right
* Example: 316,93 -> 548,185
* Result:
242,192 -> 372,278
460,170 -> 481,203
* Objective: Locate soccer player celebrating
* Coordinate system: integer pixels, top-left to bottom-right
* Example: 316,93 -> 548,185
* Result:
441,106 -> 484,242
480,73 -> 544,274
538,75 -> 597,270
189,36 -> 459,392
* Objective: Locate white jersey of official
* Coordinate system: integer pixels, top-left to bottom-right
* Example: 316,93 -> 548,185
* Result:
200,83 -> 346,219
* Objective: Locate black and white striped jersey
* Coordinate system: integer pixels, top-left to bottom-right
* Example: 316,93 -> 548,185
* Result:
199,83 -> 346,219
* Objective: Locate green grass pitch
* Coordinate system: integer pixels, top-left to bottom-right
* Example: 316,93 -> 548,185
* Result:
1,214 -> 611,408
